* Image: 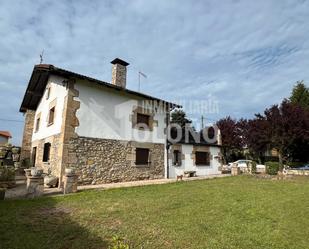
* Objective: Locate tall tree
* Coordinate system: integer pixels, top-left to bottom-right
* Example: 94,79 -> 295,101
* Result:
289,81 -> 309,108
170,109 -> 192,128
216,116 -> 242,163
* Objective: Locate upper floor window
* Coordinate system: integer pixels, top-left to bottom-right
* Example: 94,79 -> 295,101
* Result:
46,87 -> 51,100
136,113 -> 150,127
35,117 -> 40,132
48,107 -> 55,126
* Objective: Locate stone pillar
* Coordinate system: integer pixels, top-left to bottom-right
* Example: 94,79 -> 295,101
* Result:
231,164 -> 240,176
20,110 -> 35,162
63,174 -> 78,194
26,176 -> 44,198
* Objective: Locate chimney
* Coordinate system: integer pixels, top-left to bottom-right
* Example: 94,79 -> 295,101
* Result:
111,58 -> 129,88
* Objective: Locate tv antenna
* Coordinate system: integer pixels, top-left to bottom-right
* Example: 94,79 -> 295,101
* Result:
39,50 -> 44,64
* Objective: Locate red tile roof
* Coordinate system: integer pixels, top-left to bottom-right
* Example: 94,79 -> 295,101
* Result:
0,131 -> 12,138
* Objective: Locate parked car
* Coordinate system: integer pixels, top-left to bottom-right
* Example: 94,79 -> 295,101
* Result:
293,164 -> 309,170
228,160 -> 266,173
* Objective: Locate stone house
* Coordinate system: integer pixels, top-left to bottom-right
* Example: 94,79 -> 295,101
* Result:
0,131 -> 12,145
19,58 -> 222,186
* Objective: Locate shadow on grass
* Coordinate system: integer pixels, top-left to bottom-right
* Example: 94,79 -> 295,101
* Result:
0,195 -> 109,249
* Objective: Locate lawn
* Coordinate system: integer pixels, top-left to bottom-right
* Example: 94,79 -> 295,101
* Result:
0,176 -> 309,249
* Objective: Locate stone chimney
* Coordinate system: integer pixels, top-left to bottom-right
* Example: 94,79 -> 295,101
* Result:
111,58 -> 129,88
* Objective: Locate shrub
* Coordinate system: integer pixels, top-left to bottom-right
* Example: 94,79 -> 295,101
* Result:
266,161 -> 280,175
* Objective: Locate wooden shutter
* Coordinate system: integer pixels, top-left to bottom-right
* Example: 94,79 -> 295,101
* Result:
136,148 -> 149,165
195,151 -> 210,166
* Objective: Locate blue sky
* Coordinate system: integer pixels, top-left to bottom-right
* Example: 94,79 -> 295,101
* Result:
1,0 -> 309,145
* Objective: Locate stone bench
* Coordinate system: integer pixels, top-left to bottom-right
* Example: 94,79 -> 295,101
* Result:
184,171 -> 197,178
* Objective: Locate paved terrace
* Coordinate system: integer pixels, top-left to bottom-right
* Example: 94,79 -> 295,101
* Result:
5,174 -> 231,199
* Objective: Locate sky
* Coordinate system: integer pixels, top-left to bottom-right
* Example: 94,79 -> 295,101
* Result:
0,0 -> 309,145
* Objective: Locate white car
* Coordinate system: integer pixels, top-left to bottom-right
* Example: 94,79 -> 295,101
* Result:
228,160 -> 266,173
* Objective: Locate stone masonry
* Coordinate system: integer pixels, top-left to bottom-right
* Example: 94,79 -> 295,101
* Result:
20,110 -> 35,161
67,136 -> 165,185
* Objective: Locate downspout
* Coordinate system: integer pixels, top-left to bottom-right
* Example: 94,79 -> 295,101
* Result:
166,110 -> 170,179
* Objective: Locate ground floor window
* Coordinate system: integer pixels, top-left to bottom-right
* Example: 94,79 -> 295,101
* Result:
43,143 -> 51,162
173,150 -> 181,166
195,151 -> 210,166
135,148 -> 150,166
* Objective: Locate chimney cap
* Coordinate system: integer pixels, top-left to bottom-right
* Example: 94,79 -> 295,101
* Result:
110,58 -> 129,66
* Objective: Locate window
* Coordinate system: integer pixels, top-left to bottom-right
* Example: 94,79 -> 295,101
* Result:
195,151 -> 210,166
135,148 -> 150,166
48,107 -> 55,125
136,113 -> 150,127
46,87 -> 51,100
173,150 -> 181,166
32,147 -> 37,166
43,143 -> 51,162
35,117 -> 40,132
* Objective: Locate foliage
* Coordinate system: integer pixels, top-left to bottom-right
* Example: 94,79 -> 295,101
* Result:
250,161 -> 257,174
170,109 -> 192,128
289,81 -> 309,108
1,177 -> 309,248
266,161 -> 280,175
108,236 -> 130,249
216,116 -> 244,163
0,166 -> 15,182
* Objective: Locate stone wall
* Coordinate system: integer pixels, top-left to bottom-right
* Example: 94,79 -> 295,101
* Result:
67,136 -> 165,185
31,134 -> 62,178
20,110 -> 35,161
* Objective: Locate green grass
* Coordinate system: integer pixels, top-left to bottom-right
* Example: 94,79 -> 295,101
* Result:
1,176 -> 309,249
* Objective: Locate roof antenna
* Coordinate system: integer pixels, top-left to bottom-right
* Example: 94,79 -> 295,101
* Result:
39,49 -> 44,64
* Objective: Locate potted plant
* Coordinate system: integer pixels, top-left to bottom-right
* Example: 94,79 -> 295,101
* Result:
65,168 -> 75,176
30,167 -> 43,177
0,188 -> 5,200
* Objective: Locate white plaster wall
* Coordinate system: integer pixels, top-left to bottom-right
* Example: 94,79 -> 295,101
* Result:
169,145 -> 221,178
75,80 -> 167,144
32,75 -> 68,141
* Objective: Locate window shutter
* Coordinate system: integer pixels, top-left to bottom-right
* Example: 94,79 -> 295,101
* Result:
178,151 -> 182,166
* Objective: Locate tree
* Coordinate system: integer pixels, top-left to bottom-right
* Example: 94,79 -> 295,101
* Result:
289,81 -> 309,108
170,109 -> 192,128
216,116 -> 243,163
257,100 -> 309,170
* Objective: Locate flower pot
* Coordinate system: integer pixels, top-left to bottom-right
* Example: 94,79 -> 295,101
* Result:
65,168 -> 75,176
24,168 -> 31,177
31,168 -> 43,177
0,188 -> 5,200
